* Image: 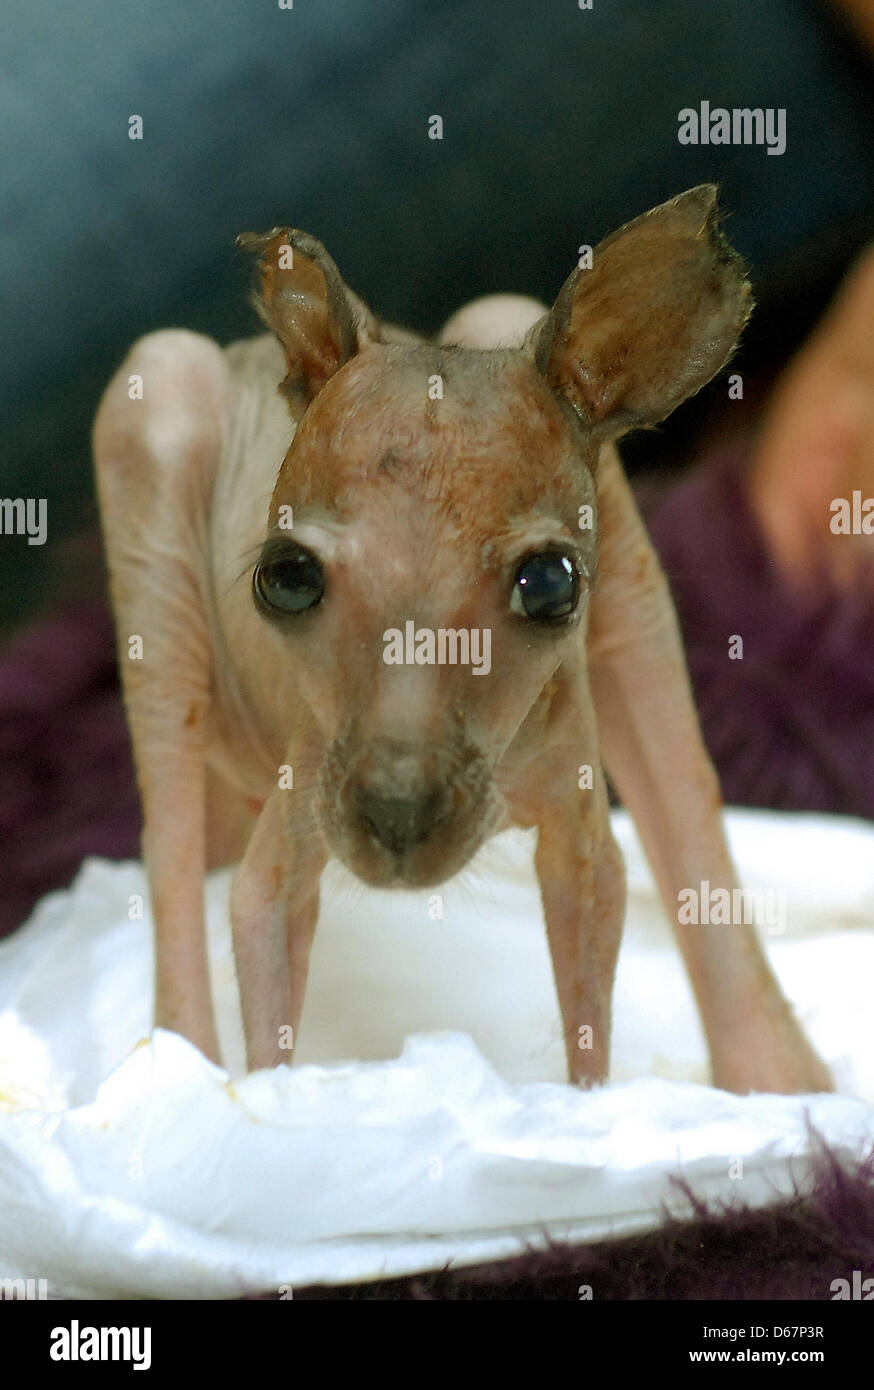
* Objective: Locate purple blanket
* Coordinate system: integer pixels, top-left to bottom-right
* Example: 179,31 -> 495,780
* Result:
0,601 -> 141,938
643,443 -> 874,820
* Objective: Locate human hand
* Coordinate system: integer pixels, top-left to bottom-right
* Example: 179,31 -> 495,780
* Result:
747,240 -> 874,587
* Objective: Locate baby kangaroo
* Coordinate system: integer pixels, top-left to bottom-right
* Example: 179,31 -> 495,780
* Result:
94,185 -> 831,1093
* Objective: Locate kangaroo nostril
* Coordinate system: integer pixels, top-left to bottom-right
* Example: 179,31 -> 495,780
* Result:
357,786 -> 451,855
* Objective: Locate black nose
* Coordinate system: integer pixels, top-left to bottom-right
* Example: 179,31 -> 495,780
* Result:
357,786 -> 451,855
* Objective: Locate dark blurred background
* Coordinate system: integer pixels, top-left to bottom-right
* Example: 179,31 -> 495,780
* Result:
2,0 -> 874,639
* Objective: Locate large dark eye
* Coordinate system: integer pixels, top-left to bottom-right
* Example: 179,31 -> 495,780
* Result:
253,542 -> 325,615
510,552 -> 580,621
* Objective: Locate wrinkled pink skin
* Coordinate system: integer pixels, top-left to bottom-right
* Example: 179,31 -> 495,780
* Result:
93,188 -> 832,1092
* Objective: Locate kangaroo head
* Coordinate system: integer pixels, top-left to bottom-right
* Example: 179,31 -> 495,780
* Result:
238,185 -> 750,887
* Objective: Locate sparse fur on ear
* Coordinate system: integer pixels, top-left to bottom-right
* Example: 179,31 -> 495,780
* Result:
237,227 -> 381,408
532,185 -> 752,439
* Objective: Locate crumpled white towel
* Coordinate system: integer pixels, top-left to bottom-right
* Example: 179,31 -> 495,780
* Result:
0,808 -> 872,1297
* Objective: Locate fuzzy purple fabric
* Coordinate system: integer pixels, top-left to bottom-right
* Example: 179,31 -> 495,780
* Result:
641,442 -> 874,821
0,600 -> 140,939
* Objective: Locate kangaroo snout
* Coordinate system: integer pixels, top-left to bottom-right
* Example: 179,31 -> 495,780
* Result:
320,735 -> 496,887
357,784 -> 451,855
355,739 -> 452,854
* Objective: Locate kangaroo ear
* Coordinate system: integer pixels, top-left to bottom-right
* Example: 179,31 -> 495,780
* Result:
237,228 -> 381,407
530,185 -> 752,438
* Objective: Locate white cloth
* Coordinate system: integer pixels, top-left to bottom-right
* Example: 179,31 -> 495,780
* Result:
0,809 -> 872,1297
